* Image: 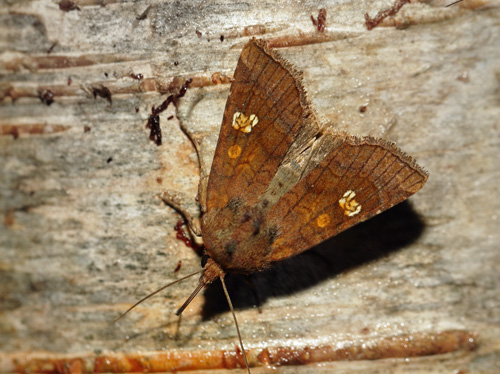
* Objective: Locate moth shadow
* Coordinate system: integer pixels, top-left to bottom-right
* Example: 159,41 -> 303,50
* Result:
201,201 -> 426,320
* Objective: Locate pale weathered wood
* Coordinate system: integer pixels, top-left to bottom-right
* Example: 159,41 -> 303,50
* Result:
1,0 -> 499,373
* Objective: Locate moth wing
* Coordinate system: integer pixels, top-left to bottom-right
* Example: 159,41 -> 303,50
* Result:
266,131 -> 428,262
205,38 -> 319,212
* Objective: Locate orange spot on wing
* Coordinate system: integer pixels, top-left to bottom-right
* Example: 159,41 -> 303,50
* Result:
228,145 -> 242,159
316,213 -> 330,228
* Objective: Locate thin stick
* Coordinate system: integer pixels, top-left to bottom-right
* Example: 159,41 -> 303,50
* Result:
113,269 -> 203,323
220,276 -> 251,374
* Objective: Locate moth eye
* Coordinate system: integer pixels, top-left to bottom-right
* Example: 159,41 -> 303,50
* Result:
225,240 -> 238,256
201,254 -> 210,267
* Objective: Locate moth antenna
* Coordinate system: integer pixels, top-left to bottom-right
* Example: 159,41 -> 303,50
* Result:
113,269 -> 203,324
219,275 -> 251,374
175,280 -> 205,316
176,258 -> 223,315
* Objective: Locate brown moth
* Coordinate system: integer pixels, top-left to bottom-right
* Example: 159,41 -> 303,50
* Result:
120,38 -> 428,372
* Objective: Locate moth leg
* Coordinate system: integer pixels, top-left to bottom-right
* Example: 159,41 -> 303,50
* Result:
176,117 -> 210,214
160,190 -> 202,237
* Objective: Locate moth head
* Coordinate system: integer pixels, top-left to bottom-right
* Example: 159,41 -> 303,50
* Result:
202,200 -> 277,272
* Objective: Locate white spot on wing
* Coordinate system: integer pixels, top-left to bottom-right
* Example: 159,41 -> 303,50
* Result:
339,190 -> 362,217
232,112 -> 258,133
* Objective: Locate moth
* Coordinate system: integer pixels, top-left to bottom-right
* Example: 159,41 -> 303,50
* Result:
119,38 -> 428,372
